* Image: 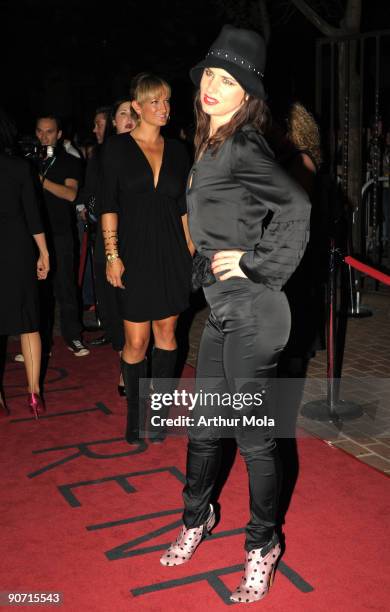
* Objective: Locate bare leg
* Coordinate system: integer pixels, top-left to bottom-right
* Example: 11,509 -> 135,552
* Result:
20,332 -> 41,394
122,321 -> 150,363
152,315 -> 179,350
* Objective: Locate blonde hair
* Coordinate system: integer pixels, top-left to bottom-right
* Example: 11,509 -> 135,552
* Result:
286,102 -> 322,167
130,72 -> 171,105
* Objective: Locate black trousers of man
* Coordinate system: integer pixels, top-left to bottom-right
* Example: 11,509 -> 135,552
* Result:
40,232 -> 82,349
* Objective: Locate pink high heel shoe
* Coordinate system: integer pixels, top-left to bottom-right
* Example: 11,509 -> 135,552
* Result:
230,534 -> 281,604
28,393 -> 45,419
160,504 -> 215,566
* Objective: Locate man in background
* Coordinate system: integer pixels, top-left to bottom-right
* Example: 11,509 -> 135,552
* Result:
35,114 -> 89,356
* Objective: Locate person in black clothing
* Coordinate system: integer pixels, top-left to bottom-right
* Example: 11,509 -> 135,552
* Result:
283,103 -> 325,369
81,105 -> 113,274
93,107 -> 111,148
0,108 -> 50,418
79,106 -> 113,347
35,114 -> 89,356
160,27 -> 311,604
99,73 -> 192,444
88,101 -> 136,349
87,101 -> 136,396
267,102 -> 325,530
270,101 -> 324,376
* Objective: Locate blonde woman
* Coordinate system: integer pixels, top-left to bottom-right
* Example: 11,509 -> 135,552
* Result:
99,73 -> 192,444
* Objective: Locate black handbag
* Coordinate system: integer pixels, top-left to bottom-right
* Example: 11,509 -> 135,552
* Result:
191,252 -> 216,292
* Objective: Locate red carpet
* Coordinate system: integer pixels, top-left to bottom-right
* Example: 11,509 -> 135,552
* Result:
1,338 -> 390,611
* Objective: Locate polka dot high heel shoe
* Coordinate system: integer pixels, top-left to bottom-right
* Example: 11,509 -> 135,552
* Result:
160,504 -> 215,566
230,534 -> 281,604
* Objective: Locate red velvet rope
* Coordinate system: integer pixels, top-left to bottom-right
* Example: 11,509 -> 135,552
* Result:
345,256 -> 390,286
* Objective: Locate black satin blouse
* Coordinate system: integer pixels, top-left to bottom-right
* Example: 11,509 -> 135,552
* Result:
186,124 -> 311,290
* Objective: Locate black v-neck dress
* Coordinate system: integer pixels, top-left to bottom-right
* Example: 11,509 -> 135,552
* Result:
98,133 -> 192,322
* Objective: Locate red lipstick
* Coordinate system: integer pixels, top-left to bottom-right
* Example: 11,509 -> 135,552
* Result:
203,94 -> 219,106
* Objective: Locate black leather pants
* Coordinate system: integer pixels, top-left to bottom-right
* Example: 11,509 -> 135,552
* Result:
183,278 -> 291,550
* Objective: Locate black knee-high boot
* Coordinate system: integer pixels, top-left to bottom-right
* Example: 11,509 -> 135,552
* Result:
149,347 -> 177,443
121,358 -> 147,444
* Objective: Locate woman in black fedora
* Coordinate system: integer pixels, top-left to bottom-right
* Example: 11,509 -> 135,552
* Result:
160,25 -> 311,603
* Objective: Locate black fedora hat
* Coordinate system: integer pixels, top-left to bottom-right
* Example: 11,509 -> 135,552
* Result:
190,24 -> 266,99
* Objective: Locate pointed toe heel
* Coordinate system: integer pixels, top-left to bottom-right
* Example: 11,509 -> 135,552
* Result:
28,393 -> 45,420
160,504 -> 215,567
230,534 -> 281,604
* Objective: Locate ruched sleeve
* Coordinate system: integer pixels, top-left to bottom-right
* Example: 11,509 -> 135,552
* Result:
97,138 -> 120,214
232,129 -> 311,290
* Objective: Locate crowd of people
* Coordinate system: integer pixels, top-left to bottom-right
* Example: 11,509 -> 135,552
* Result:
0,25 -> 325,604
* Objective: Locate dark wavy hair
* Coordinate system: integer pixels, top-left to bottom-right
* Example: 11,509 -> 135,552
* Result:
107,99 -> 137,137
0,107 -> 18,154
194,90 -> 271,160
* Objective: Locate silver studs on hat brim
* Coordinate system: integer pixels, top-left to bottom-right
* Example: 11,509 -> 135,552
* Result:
206,48 -> 264,78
